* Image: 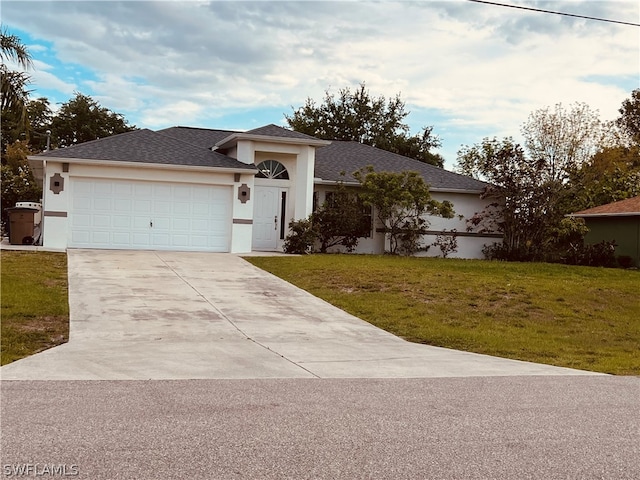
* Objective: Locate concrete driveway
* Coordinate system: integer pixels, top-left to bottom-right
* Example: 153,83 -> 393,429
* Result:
1,249 -> 601,380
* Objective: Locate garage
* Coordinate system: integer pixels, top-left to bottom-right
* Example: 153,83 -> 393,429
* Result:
69,178 -> 232,251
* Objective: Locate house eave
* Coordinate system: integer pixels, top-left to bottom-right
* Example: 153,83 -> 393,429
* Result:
312,177 -> 484,194
569,212 -> 640,218
27,155 -> 257,175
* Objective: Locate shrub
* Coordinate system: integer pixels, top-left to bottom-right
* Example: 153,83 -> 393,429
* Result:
283,218 -> 316,254
617,256 -> 635,269
396,218 -> 429,256
432,229 -> 458,258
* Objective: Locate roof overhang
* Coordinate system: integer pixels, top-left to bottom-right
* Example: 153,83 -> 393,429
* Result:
215,133 -> 331,150
312,177 -> 484,195
569,213 -> 640,218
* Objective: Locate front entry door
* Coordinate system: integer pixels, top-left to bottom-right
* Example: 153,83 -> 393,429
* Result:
253,186 -> 283,250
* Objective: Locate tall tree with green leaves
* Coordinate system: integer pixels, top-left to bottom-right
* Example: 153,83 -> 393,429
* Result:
286,82 -> 445,167
50,92 -> 136,148
457,137 -> 549,260
616,88 -> 640,146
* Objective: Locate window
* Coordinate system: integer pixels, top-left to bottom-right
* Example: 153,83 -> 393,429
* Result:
256,160 -> 289,180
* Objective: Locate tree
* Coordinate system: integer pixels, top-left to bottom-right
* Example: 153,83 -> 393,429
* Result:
353,167 -> 454,255
286,82 -> 444,167
50,92 -> 136,147
561,92 -> 640,214
1,141 -> 41,229
616,89 -> 640,145
26,97 -> 53,152
563,145 -> 640,213
1,27 -> 33,150
457,137 -> 550,260
521,102 -> 603,184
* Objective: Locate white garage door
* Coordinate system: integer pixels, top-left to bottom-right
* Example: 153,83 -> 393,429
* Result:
70,178 -> 232,251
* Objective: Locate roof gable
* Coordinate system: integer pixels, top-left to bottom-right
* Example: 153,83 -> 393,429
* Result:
245,124 -> 323,141
215,124 -> 331,149
314,141 -> 489,192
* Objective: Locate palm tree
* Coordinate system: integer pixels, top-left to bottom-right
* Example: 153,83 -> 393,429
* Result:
1,26 -> 33,129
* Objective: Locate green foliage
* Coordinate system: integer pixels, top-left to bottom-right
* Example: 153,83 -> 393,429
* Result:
616,88 -> 640,145
311,187 -> 370,253
353,167 -> 454,255
26,97 -> 54,152
458,93 -> 640,264
286,82 -> 444,167
563,145 -> 640,213
570,241 -> 618,268
458,137 -> 551,259
50,92 -> 136,148
283,185 -> 371,254
1,26 -> 33,146
547,217 -> 589,250
283,218 -> 316,254
1,141 -> 42,229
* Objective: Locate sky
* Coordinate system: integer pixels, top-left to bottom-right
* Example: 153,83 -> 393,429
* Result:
2,0 -> 639,170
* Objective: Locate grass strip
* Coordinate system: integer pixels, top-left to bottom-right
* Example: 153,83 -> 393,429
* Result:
1,251 -> 69,365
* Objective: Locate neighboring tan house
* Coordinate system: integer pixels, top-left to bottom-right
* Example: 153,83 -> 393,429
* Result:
570,196 -> 640,267
27,124 -> 500,257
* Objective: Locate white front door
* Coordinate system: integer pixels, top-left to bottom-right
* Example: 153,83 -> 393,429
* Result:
253,186 -> 283,250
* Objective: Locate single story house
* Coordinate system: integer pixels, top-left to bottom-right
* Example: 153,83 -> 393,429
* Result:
27,124 -> 500,257
570,196 -> 640,267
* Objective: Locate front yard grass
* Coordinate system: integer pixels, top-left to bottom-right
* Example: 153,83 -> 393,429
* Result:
1,251 -> 69,365
246,255 -> 640,375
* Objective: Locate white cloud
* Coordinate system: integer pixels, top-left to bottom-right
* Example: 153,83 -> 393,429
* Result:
2,0 -> 638,165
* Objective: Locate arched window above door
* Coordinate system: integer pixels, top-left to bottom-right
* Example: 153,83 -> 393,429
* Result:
256,160 -> 289,180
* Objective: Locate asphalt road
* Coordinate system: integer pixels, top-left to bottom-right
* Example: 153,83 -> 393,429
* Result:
2,376 -> 639,479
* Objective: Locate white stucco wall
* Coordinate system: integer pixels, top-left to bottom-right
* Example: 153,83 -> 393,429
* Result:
312,186 -> 501,259
41,161 -> 70,250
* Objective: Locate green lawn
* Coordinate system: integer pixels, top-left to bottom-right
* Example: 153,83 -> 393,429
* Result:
1,251 -> 69,365
246,255 -> 640,375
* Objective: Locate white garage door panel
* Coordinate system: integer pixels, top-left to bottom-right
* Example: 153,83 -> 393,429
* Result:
70,178 -> 232,251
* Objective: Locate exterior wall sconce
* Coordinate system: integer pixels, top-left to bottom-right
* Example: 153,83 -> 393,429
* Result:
238,184 -> 250,204
50,173 -> 64,194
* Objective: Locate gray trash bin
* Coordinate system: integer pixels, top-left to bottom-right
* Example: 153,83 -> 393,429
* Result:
6,207 -> 38,245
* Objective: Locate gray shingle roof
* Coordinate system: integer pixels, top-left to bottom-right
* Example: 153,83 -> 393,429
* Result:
34,129 -> 257,170
156,126 -> 235,149
315,141 -> 489,192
